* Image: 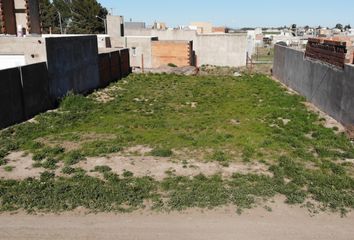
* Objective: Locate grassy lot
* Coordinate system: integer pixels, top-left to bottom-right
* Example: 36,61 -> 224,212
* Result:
0,73 -> 353,214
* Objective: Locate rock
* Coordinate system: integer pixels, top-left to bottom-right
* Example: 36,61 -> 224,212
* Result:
233,72 -> 242,77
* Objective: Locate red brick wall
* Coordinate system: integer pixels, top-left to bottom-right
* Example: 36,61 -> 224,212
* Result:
151,41 -> 193,68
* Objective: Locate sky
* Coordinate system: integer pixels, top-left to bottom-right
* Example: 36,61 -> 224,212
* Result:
98,0 -> 354,28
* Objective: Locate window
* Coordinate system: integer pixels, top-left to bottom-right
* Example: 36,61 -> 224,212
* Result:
132,47 -> 137,57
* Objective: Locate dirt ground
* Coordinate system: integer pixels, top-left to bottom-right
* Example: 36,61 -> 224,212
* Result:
0,197 -> 353,240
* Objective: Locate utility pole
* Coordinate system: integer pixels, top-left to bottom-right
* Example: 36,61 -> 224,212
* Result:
96,16 -> 107,34
58,11 -> 63,34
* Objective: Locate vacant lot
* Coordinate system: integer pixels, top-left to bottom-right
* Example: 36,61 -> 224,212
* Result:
0,73 -> 353,214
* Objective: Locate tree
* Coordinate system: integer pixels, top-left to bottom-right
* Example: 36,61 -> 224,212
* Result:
344,24 -> 352,31
0,18 -> 3,34
68,0 -> 108,34
39,0 -> 59,34
53,0 -> 73,33
335,23 -> 343,30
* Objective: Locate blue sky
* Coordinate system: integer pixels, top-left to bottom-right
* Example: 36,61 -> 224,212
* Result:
98,0 -> 354,28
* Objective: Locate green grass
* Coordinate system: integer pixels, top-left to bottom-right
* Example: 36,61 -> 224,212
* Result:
0,73 -> 353,214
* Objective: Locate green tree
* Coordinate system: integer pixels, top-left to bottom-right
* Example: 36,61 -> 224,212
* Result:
53,0 -> 72,33
39,0 -> 59,34
68,0 -> 108,34
335,23 -> 343,30
0,19 -> 3,34
344,24 -> 351,31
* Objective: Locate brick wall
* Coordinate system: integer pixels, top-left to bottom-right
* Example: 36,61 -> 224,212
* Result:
151,40 -> 193,68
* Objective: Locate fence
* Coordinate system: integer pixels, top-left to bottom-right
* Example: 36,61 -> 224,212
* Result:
273,44 -> 354,127
0,49 -> 130,129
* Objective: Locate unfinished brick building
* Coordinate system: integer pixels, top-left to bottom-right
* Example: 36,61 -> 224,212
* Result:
0,0 -> 41,35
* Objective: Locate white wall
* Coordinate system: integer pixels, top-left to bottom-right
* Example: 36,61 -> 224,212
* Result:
0,55 -> 26,70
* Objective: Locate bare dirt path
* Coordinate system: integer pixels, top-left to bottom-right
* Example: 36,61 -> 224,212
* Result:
1,200 -> 353,240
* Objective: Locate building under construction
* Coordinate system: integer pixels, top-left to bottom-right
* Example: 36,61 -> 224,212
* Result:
0,0 -> 41,35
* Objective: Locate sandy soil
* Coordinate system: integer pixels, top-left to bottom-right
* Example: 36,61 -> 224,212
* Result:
1,147 -> 269,180
0,198 -> 353,240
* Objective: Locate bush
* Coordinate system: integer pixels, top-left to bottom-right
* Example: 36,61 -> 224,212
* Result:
150,148 -> 173,157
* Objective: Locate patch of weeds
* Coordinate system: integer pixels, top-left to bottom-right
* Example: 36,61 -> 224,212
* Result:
32,146 -> 65,162
242,146 -> 255,162
150,148 -> 173,157
92,165 -> 112,174
0,159 -> 8,166
82,141 -> 122,157
122,170 -> 134,178
0,174 -> 158,212
264,205 -> 272,212
32,162 -> 42,168
62,166 -> 85,175
211,150 -> 229,163
4,166 -> 14,172
63,150 -> 85,166
41,158 -> 59,170
161,174 -> 228,210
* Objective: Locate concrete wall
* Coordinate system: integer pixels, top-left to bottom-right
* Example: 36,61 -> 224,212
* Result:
20,62 -> 53,119
124,29 -> 247,67
45,36 -> 100,99
107,15 -> 124,37
0,37 -> 46,64
151,40 -> 192,68
273,45 -> 354,127
120,48 -> 131,77
0,67 -> 24,128
98,52 -> 112,88
0,36 -> 131,129
110,50 -> 122,80
111,36 -> 155,68
0,62 -> 53,128
195,34 -> 247,67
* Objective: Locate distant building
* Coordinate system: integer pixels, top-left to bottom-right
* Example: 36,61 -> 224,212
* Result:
190,22 -> 213,34
212,27 -> 228,33
125,22 -> 146,30
153,22 -> 167,30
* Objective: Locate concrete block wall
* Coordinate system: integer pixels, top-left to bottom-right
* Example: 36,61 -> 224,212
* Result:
20,62 -> 53,119
45,36 -> 100,99
110,50 -> 122,80
124,29 -> 247,67
0,36 -> 131,129
0,67 -> 24,129
151,40 -> 193,68
0,37 -> 47,64
273,44 -> 354,127
98,49 -> 125,87
120,48 -> 131,77
98,52 -> 112,88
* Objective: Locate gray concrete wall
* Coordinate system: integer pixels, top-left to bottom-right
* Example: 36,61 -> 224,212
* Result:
107,15 -> 124,37
124,29 -> 247,67
195,34 -> 247,67
273,45 -> 354,126
0,37 -> 47,64
45,36 -> 100,99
